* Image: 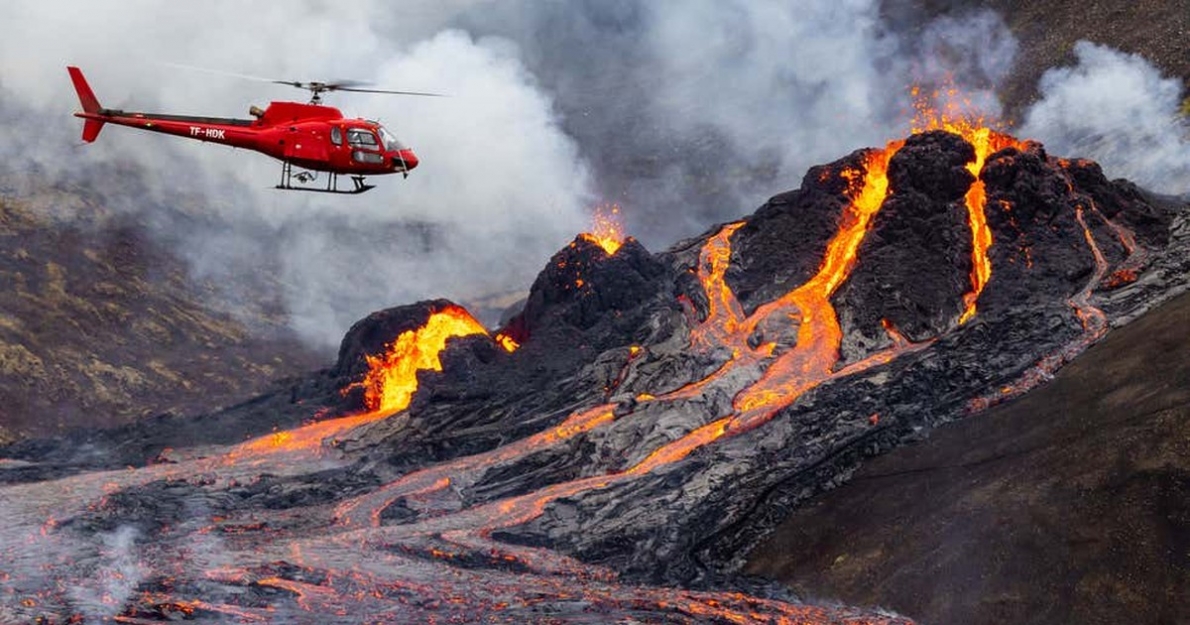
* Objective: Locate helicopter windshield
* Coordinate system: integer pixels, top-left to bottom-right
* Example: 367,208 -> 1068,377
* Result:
377,126 -> 405,151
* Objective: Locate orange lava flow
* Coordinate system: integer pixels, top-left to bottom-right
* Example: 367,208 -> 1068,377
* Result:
494,332 -> 520,352
621,142 -> 926,477
688,222 -> 748,348
229,412 -> 396,460
352,305 -> 489,415
1072,205 -> 1110,336
734,144 -> 902,415
580,203 -> 626,255
912,90 -> 1028,324
227,306 -> 495,461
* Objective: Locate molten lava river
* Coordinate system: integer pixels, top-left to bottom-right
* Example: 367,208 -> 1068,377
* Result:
0,117 -> 1154,624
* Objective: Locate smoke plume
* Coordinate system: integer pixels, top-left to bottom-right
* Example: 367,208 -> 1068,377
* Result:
1020,41 -> 1190,195
1,1 -> 1184,352
1,1 -> 593,350
66,526 -> 147,621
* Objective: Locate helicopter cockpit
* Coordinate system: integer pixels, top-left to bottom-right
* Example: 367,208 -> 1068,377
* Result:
334,122 -> 417,173
376,126 -> 406,151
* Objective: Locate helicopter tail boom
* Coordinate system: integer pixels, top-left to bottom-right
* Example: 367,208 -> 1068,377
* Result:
67,66 -> 106,142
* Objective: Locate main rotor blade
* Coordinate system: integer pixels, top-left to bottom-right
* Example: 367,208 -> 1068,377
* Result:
162,62 -> 446,97
162,62 -> 281,84
325,79 -> 373,89
335,86 -> 447,97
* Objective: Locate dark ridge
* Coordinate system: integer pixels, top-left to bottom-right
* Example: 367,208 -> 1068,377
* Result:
745,288 -> 1190,625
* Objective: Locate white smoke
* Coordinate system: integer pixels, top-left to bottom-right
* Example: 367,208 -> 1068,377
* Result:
66,525 -> 147,621
1020,41 -> 1190,194
910,10 -> 1020,122
642,1 -> 895,166
0,1 -> 591,350
627,0 -> 897,235
2,2 -> 1183,353
461,2 -> 1024,240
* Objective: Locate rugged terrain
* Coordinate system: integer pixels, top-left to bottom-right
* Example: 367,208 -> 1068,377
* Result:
745,287 -> 1190,624
0,186 -> 321,442
0,5 -> 1187,622
3,0 -> 1186,445
2,125 -> 1186,622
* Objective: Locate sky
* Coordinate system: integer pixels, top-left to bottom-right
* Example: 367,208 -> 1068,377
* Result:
0,0 -> 1185,350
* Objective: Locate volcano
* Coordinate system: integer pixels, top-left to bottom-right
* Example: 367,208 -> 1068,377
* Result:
1,123 -> 1187,623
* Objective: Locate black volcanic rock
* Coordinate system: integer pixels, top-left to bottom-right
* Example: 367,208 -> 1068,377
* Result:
496,131 -> 1184,591
979,144 -> 1112,315
745,289 -> 1190,625
723,152 -> 863,312
836,132 -> 977,353
887,130 -> 977,202
504,235 -> 668,341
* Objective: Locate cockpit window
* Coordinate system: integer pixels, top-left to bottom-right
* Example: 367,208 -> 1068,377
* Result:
377,126 -> 405,151
346,128 -> 378,147
330,127 -> 343,146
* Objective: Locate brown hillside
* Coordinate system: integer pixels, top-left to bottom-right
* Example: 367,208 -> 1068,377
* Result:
0,193 -> 321,442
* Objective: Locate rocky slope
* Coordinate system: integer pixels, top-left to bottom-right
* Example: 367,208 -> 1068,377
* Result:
0,188 -> 321,441
745,287 -> 1190,625
2,127 -> 1186,622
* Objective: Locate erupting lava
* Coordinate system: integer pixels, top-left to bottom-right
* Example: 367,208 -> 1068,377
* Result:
348,305 -> 489,414
228,305 -> 508,460
911,86 -> 1028,323
628,141 -> 930,472
579,203 -> 626,255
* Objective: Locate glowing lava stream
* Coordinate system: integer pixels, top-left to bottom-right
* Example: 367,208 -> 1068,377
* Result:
912,110 -> 1028,323
966,197 -> 1115,412
224,305 -> 499,464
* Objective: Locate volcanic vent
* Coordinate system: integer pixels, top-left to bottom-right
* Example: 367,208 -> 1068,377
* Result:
1,118 -> 1186,623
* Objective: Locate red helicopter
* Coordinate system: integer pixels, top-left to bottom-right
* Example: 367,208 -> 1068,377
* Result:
68,66 -> 437,194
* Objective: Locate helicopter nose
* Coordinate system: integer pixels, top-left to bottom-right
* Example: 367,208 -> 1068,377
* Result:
395,149 -> 419,171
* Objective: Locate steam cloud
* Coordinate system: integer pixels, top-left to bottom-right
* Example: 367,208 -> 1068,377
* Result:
0,1 -> 593,350
1020,41 -> 1190,195
0,1 -> 1184,352
66,526 -> 147,621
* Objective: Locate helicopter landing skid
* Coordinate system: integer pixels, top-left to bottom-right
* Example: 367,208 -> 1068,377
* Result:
276,162 -> 374,195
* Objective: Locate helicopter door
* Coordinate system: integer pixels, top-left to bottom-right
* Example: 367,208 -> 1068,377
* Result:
284,127 -> 330,164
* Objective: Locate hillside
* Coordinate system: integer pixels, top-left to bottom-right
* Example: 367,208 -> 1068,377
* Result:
885,0 -> 1190,117
0,3 -> 1186,621
3,120 -> 1186,622
0,191 -> 321,441
746,288 -> 1190,623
